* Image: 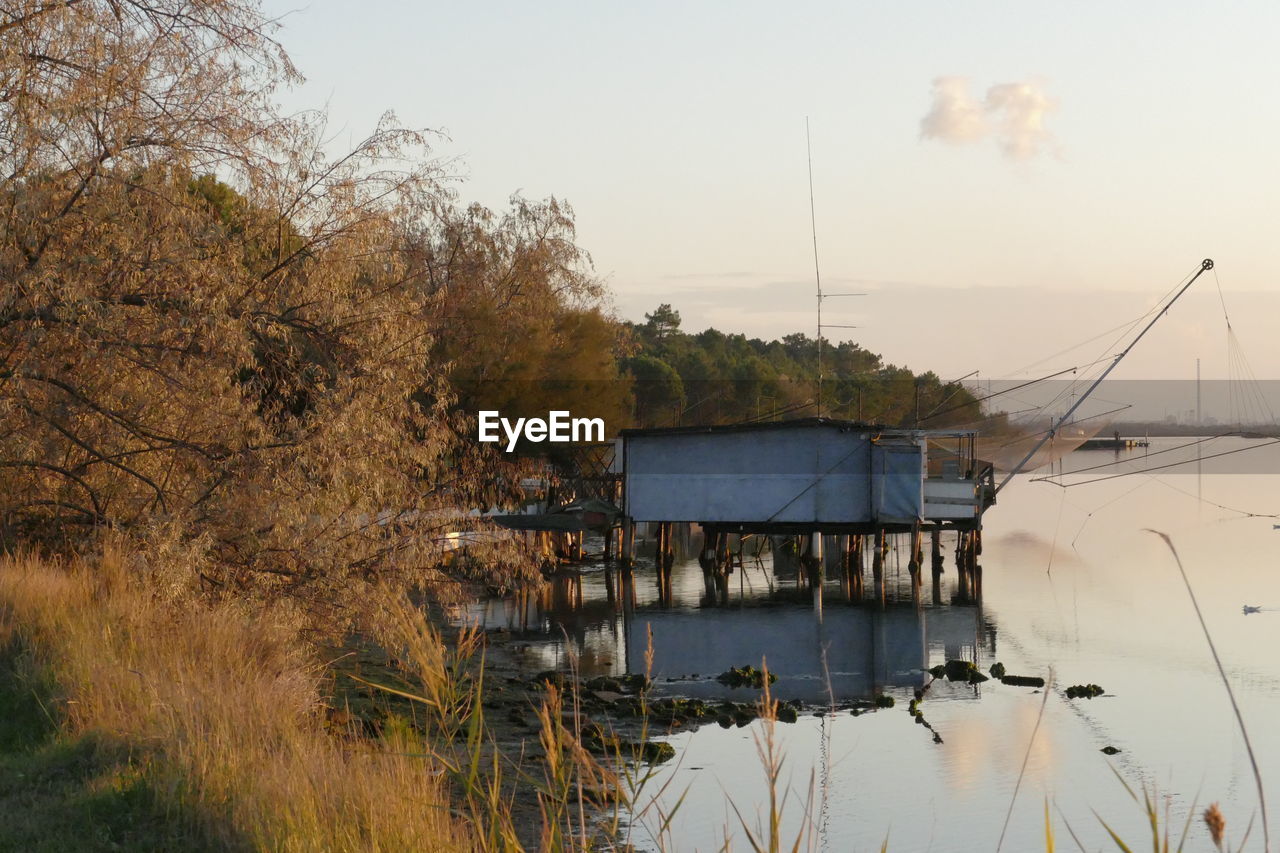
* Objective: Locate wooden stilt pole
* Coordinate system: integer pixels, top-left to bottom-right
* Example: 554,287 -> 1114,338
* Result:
840,534 -> 853,600
805,531 -> 824,587
973,520 -> 984,601
622,520 -> 636,571
715,531 -> 731,603
698,526 -> 717,601
873,528 -> 886,609
812,531 -> 825,614
853,534 -> 865,602
909,521 -> 923,602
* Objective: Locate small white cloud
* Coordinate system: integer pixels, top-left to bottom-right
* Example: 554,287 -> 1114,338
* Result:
919,76 -> 987,144
984,82 -> 1056,160
921,77 -> 1058,161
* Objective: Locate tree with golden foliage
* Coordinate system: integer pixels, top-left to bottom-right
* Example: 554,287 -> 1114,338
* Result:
411,195 -> 634,448
0,0 -> 537,599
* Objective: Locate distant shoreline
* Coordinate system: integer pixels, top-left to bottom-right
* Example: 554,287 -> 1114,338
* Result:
1097,423 -> 1280,438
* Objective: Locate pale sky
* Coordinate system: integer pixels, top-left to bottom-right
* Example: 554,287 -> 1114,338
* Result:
261,1 -> 1280,380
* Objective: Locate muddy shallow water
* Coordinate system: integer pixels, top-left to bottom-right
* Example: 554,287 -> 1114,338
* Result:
465,437 -> 1280,851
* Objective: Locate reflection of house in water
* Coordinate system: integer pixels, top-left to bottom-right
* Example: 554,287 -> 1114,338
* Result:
464,574 -> 625,677
463,563 -> 998,704
626,604 -> 993,703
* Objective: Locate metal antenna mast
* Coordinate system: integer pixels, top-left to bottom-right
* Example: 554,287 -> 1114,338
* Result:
806,118 -> 823,416
806,118 -> 863,419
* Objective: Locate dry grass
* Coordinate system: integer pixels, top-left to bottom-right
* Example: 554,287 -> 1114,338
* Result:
0,547 -> 477,851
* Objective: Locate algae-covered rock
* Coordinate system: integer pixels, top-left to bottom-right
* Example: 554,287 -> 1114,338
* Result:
716,665 -> 777,689
989,662 -> 1007,679
617,673 -> 651,693
639,741 -> 676,764
943,659 -> 983,682
1065,684 -> 1104,699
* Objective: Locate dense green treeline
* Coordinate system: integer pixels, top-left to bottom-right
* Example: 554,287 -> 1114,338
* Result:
620,304 -> 988,430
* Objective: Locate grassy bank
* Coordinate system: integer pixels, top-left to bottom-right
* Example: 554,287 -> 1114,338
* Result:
0,549 -> 489,851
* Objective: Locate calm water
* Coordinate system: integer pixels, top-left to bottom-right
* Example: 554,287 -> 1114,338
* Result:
468,436 -> 1280,851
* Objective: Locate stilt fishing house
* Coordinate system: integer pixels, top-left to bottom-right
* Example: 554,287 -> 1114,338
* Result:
618,418 -> 994,534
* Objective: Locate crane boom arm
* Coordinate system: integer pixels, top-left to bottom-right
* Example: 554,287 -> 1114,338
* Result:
994,258 -> 1214,494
